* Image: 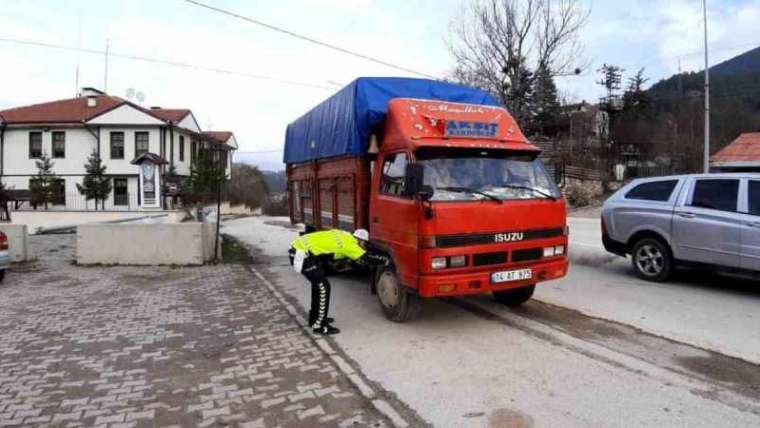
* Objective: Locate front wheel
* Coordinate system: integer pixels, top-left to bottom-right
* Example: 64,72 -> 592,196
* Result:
493,284 -> 535,307
631,238 -> 673,282
375,265 -> 420,323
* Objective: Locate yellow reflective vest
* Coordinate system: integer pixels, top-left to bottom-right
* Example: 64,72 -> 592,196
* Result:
291,229 -> 366,261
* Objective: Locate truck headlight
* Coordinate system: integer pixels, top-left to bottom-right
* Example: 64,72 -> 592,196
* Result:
543,246 -> 566,257
432,257 -> 447,269
449,255 -> 467,268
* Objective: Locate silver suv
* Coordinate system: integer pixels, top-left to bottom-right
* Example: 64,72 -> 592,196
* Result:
602,174 -> 760,281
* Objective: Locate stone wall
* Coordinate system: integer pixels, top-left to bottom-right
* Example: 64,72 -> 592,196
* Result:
76,223 -> 219,265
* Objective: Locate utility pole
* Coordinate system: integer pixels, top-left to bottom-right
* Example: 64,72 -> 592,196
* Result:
104,39 -> 110,93
703,0 -> 710,173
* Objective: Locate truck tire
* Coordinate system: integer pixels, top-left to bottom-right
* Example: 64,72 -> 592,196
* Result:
631,238 -> 673,282
493,285 -> 535,307
375,265 -> 421,323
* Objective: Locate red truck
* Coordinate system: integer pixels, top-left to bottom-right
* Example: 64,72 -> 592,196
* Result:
285,78 -> 568,322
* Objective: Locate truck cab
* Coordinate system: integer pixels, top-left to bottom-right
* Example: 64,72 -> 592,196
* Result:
368,99 -> 568,320
285,78 -> 568,322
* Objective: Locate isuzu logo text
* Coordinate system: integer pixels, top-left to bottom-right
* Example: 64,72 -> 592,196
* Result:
494,232 -> 524,243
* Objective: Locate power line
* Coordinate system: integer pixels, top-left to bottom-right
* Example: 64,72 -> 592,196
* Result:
235,149 -> 284,154
181,0 -> 438,79
0,36 -> 334,91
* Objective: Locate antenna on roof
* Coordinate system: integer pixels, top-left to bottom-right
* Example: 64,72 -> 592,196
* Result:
75,12 -> 82,96
104,38 -> 110,93
125,87 -> 146,105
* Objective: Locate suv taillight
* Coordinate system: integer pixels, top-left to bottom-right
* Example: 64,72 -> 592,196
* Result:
0,232 -> 7,251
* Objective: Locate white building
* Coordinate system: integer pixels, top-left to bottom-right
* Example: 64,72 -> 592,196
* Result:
0,88 -> 237,211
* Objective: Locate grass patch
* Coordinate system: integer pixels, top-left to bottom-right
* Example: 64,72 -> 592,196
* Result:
221,234 -> 254,265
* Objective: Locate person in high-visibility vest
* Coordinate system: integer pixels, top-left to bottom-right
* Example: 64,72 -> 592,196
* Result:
289,227 -> 388,335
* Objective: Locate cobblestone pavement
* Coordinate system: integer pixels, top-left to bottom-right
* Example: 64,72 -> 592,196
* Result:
0,235 -> 389,427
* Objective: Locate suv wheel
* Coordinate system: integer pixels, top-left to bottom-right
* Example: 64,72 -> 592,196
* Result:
632,238 -> 673,282
375,265 -> 421,323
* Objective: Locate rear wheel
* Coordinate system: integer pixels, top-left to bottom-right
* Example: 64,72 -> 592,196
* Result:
375,265 -> 420,323
493,284 -> 535,307
0,270 -> 4,283
631,238 -> 673,282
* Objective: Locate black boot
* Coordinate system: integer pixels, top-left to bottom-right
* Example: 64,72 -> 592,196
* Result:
308,311 -> 334,325
313,324 -> 340,335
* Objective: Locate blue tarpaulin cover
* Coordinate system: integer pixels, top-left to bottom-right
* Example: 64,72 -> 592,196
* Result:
283,77 -> 500,164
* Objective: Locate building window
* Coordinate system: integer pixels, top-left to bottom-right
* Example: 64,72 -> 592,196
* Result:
135,132 -> 149,157
110,132 -> 125,159
29,132 -> 42,158
52,132 -> 65,158
114,178 -> 128,206
179,136 -> 185,161
380,152 -> 408,197
191,140 -> 197,164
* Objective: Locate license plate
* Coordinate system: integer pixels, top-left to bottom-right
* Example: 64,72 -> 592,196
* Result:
491,269 -> 533,284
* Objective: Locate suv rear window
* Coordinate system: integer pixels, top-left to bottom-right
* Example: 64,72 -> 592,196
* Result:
749,181 -> 760,216
625,180 -> 678,202
689,179 -> 740,212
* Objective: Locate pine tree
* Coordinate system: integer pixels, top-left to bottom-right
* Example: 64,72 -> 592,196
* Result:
30,153 -> 61,210
532,67 -> 561,136
623,68 -> 651,112
181,150 -> 225,207
77,150 -> 112,210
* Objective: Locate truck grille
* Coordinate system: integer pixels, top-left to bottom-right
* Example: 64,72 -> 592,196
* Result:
473,252 -> 508,266
435,228 -> 564,248
512,248 -> 544,263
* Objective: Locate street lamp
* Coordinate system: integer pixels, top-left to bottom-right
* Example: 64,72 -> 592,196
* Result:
703,0 -> 711,173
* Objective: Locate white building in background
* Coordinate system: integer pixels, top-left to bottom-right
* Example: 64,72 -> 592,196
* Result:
0,88 -> 237,211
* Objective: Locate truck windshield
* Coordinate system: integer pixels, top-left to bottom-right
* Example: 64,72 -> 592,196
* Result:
416,148 -> 560,202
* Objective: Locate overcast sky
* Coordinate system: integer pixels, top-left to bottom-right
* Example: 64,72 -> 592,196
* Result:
2,0 -> 759,170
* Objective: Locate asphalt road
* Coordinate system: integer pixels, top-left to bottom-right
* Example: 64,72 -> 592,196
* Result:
223,216 -> 760,427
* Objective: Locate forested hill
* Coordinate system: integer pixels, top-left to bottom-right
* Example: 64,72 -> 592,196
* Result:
648,46 -> 760,108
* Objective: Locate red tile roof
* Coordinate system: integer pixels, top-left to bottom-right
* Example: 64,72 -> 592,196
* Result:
0,96 -> 195,127
202,131 -> 233,143
148,108 -> 190,123
711,132 -> 760,164
0,95 -> 125,124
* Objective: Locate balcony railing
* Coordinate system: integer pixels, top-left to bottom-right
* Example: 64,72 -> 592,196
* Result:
11,192 -> 140,212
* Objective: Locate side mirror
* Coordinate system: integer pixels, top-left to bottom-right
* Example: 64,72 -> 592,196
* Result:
404,163 -> 425,197
418,185 -> 434,202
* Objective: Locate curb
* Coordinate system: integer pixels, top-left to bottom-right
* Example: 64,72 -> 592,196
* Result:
248,266 -> 411,428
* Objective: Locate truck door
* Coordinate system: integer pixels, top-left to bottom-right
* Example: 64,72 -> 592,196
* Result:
672,177 -> 742,268
740,179 -> 760,271
371,152 -> 419,287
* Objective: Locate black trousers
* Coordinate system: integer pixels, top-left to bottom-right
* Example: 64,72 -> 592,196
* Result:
300,255 -> 332,329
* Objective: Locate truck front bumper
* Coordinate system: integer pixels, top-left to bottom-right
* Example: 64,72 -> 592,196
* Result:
416,257 -> 568,298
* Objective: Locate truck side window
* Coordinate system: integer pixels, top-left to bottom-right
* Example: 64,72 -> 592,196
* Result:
749,181 -> 760,216
380,153 -> 408,197
625,180 -> 678,202
689,179 -> 739,212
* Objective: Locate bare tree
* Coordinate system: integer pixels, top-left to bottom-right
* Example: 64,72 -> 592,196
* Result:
448,0 -> 588,127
